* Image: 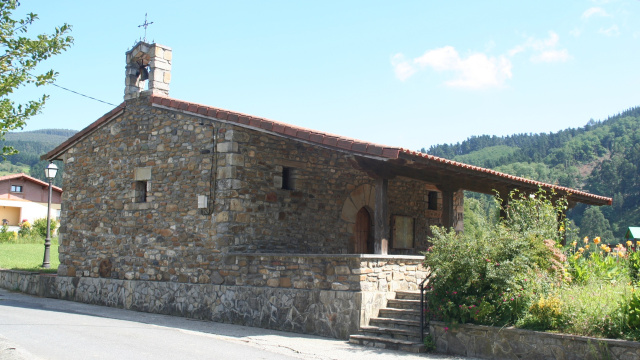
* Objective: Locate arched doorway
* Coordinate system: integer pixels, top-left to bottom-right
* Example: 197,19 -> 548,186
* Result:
355,207 -> 373,254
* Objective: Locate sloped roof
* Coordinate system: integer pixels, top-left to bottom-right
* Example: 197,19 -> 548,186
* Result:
0,173 -> 63,193
626,227 -> 640,240
44,95 -> 611,206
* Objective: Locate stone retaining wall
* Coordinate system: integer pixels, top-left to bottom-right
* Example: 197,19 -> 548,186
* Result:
429,321 -> 640,360
0,255 -> 426,340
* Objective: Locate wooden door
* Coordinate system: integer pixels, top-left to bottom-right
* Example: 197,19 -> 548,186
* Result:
355,207 -> 371,254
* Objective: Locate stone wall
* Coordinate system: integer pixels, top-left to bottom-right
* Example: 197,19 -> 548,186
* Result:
1,255 -> 426,340
429,321 -> 640,360
57,93 -> 452,282
222,253 -> 427,291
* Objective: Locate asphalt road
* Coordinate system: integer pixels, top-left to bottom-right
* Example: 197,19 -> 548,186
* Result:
0,288 -> 468,360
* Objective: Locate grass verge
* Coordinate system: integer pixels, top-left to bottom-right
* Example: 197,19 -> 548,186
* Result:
0,237 -> 59,273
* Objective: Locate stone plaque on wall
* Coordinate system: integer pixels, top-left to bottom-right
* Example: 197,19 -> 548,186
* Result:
392,215 -> 415,249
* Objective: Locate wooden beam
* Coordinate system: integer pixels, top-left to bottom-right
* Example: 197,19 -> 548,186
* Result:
374,177 -> 389,255
441,189 -> 455,229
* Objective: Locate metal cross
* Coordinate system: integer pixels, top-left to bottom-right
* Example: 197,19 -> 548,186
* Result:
138,13 -> 154,43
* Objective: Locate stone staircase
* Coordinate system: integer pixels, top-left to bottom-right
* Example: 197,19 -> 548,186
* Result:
349,290 -> 426,353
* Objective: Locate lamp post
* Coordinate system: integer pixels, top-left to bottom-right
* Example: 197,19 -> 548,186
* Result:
42,162 -> 58,269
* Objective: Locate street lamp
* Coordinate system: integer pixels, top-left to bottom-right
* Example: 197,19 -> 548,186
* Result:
42,162 -> 58,269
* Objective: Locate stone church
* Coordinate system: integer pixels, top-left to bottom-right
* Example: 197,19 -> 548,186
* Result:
43,42 -> 611,346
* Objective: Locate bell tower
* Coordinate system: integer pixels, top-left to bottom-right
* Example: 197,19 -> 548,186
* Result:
124,42 -> 172,100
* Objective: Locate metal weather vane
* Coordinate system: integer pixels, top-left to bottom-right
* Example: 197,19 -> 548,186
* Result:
138,13 -> 154,43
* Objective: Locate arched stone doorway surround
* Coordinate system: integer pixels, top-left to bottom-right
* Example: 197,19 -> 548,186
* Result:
341,184 -> 376,253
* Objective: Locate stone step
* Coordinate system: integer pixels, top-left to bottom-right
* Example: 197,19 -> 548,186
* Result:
349,334 -> 425,353
387,298 -> 421,310
359,326 -> 422,343
395,290 -> 421,301
378,308 -> 421,321
368,317 -> 422,332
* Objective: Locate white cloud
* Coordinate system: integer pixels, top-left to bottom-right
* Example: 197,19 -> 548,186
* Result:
570,28 -> 582,37
599,24 -> 620,36
531,49 -> 571,63
412,46 -> 512,89
392,31 -> 569,89
582,7 -> 611,19
391,54 -> 416,81
509,31 -> 572,63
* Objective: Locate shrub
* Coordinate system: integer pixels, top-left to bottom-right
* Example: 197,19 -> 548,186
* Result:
424,188 -> 568,326
519,295 -> 565,330
32,217 -> 59,238
18,219 -> 31,237
0,225 -> 17,243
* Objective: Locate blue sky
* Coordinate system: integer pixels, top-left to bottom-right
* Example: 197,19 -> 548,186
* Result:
12,0 -> 640,151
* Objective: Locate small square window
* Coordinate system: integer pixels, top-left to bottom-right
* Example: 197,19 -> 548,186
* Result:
135,181 -> 147,203
11,185 -> 23,193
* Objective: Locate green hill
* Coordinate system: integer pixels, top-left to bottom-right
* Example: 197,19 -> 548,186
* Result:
426,106 -> 640,243
1,129 -> 77,187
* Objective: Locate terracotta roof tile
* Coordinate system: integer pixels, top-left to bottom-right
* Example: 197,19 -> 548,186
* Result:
284,127 -> 297,137
42,95 -> 612,206
337,139 -> 353,150
217,111 -> 228,120
309,133 -> 324,143
249,118 -> 262,128
352,141 -> 368,153
272,123 -> 285,133
296,130 -> 311,141
238,115 -> 250,125
323,136 -> 338,147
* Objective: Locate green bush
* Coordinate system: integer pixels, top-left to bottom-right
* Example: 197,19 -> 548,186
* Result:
424,189 -> 568,326
0,225 -> 17,243
18,220 -> 31,237
32,217 -> 59,238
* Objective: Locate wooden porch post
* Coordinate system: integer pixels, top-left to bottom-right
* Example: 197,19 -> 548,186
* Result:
374,177 -> 389,255
441,189 -> 455,229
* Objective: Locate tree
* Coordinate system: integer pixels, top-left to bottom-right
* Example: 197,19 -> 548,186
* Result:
579,207 -> 615,244
0,0 -> 72,156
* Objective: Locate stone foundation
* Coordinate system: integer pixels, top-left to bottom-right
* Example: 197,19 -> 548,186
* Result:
430,321 -> 640,360
0,254 -> 426,340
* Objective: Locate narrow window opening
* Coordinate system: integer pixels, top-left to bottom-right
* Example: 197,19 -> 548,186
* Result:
282,167 -> 296,190
11,185 -> 23,193
135,181 -> 147,203
428,191 -> 438,210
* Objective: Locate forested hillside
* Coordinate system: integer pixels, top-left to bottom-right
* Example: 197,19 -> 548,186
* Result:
1,129 -> 76,187
426,106 -> 640,243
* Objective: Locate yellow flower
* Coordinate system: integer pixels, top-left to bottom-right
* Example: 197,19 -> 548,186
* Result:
601,244 -> 608,251
627,241 -> 633,247
637,241 -> 640,247
572,241 -> 577,247
583,236 -> 589,244
594,237 -> 601,245
605,246 -> 611,253
585,245 -> 590,250
578,247 -> 585,253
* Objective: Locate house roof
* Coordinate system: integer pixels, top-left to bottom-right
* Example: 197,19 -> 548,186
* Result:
44,94 -> 612,207
626,227 -> 640,240
0,173 -> 63,193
